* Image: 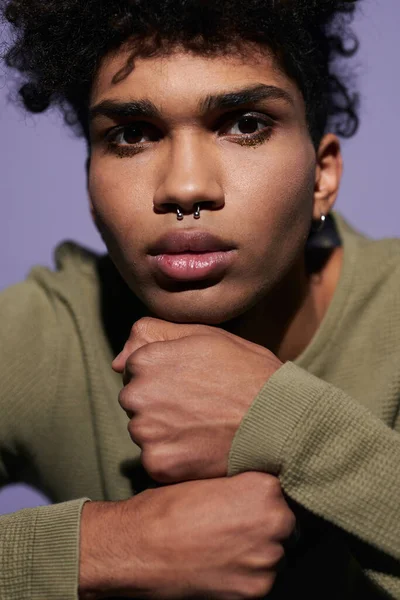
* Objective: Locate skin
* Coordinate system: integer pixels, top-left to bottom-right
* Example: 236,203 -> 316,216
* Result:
80,473 -> 295,599
114,317 -> 283,482
80,43 -> 344,598
88,45 -> 343,356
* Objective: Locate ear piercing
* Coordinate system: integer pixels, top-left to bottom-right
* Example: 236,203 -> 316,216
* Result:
314,213 -> 326,232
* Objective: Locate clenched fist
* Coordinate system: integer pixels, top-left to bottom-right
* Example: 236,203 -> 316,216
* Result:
112,317 -> 282,483
79,472 -> 296,599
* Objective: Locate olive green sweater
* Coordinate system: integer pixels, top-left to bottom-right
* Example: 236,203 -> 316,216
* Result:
0,214 -> 399,599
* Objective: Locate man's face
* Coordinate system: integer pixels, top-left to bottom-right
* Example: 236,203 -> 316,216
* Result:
89,45 -> 317,324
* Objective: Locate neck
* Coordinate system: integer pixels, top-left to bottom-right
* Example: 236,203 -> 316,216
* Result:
223,246 -> 344,362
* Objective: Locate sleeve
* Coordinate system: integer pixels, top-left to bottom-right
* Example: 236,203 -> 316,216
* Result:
0,280 -> 90,600
227,362 -> 400,599
0,499 -> 89,600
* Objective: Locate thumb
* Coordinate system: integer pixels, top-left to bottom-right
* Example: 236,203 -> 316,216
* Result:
111,316 -> 212,373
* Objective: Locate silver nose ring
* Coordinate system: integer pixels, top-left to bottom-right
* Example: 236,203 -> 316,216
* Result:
176,205 -> 201,220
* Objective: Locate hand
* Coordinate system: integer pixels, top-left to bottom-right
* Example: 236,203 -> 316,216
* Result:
112,317 -> 282,483
79,472 -> 295,600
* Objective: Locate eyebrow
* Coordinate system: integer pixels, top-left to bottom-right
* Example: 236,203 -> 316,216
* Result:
199,84 -> 294,114
89,84 -> 293,123
90,99 -> 162,122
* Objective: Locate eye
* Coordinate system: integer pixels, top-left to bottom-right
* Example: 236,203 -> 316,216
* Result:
109,123 -> 161,145
224,114 -> 272,136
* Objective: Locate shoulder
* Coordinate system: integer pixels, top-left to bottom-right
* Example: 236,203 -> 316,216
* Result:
336,214 -> 400,380
335,213 -> 400,297
304,216 -> 400,420
28,241 -> 101,301
0,242 -> 104,413
1,242 -> 101,345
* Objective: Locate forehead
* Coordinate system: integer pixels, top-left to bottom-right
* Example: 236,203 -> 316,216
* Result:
91,44 -> 303,110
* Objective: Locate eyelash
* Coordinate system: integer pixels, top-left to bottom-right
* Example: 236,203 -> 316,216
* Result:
104,112 -> 275,158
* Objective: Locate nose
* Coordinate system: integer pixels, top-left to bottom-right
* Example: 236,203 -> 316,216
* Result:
153,134 -> 225,218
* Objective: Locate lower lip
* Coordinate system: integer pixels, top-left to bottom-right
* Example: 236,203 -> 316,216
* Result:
152,251 -> 235,281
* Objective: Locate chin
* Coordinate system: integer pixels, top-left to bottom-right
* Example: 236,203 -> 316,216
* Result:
142,288 -> 254,325
153,308 -> 232,325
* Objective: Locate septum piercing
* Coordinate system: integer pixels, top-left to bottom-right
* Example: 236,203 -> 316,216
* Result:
176,205 -> 201,220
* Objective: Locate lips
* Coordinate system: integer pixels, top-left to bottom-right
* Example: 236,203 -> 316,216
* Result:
148,231 -> 236,282
148,230 -> 235,255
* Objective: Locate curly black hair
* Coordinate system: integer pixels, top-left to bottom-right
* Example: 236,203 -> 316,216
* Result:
1,0 -> 361,148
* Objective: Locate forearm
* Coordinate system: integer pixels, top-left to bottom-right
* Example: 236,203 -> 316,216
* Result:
229,362 -> 400,553
228,362 -> 400,597
79,500 -> 147,600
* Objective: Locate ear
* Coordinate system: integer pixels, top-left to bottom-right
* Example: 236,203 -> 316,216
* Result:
313,133 -> 343,220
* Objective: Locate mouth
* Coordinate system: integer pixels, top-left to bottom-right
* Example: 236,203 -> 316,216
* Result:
148,230 -> 236,282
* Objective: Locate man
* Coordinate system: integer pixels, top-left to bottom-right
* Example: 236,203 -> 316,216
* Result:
1,0 -> 399,598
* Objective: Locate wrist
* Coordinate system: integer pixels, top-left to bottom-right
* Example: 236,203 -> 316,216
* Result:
78,498 -> 143,599
78,500 -> 113,599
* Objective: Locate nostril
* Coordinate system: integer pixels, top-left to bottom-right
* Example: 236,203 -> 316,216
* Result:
153,200 -> 223,218
152,202 -> 178,215
197,199 -> 224,213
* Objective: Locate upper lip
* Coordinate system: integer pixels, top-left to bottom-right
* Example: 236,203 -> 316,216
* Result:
149,230 -> 236,255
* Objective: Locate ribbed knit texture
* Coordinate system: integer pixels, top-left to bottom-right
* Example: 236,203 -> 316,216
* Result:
228,215 -> 400,598
1,213 -> 400,598
0,499 -> 88,600
228,362 -> 400,555
228,362 -> 329,476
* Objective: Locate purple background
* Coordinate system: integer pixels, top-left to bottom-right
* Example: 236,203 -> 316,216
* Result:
0,0 -> 399,513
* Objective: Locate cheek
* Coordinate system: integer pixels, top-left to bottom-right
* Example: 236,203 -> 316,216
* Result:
223,138 -> 316,278
88,158 -> 153,249
232,137 -> 314,209
231,139 -> 314,224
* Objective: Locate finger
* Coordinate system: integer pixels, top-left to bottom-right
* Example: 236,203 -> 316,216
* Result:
283,519 -> 301,552
112,316 -> 215,373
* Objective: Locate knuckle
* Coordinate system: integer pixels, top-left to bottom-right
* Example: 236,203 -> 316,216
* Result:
125,346 -> 155,374
127,418 -> 146,445
141,447 -> 176,483
131,317 -> 154,341
118,387 -> 130,411
269,505 -> 295,540
285,510 -> 297,539
127,420 -> 138,443
239,575 -> 275,600
125,353 -> 137,373
262,474 -> 282,498
123,351 -> 147,381
129,346 -> 147,367
140,448 -> 156,475
133,343 -> 164,369
118,384 -> 143,411
127,411 -> 159,446
252,574 -> 276,598
264,543 -> 285,569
